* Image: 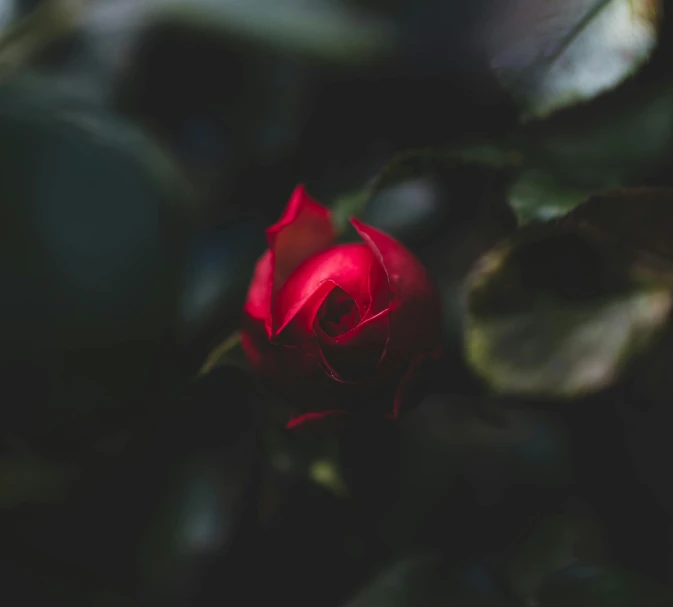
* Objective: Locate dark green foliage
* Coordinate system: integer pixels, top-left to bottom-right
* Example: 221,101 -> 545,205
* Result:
3,2 -> 673,606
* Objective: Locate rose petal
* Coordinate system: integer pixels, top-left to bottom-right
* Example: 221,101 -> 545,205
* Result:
286,410 -> 349,431
351,217 -> 442,365
242,315 -> 321,382
366,251 -> 393,318
243,250 -> 273,323
392,348 -> 443,418
267,184 -> 336,296
279,280 -> 335,340
314,308 -> 390,382
272,244 -> 376,337
351,218 -> 433,297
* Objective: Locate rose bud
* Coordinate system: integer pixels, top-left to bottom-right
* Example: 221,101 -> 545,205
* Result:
241,185 -> 441,428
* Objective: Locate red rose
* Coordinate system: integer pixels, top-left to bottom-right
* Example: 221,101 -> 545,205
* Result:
242,185 -> 441,428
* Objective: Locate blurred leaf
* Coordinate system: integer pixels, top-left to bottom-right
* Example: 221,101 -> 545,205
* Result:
216,474 -> 380,607
359,148 -> 517,250
507,169 -> 594,224
0,0 -> 84,77
347,149 -> 518,346
200,332 -> 246,375
515,82 -> 673,184
542,191 -> 673,517
561,188 -> 673,273
344,556 -> 510,607
309,457 -> 349,498
2,366 -> 259,606
378,397 -> 573,555
331,187 -> 372,235
0,0 -> 14,32
137,441 -> 257,605
0,73 -> 195,453
465,226 -> 672,397
116,16 -> 311,225
507,517 -> 575,600
484,81 -> 673,223
179,222 -> 266,373
505,512 -> 603,603
480,0 -> 661,120
537,563 -> 673,606
159,0 -> 396,66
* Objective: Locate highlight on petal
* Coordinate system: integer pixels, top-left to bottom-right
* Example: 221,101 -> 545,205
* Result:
267,185 -> 336,298
351,217 -> 441,365
286,410 -> 348,430
350,218 -> 433,297
272,243 -> 378,336
275,280 -> 335,340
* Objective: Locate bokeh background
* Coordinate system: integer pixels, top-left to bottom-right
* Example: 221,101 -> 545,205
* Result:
2,1 -> 673,605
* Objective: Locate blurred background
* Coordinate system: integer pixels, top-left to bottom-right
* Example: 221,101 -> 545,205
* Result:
2,0 -> 673,605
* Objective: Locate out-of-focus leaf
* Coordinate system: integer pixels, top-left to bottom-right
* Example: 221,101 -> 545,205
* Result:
350,149 -> 517,346
505,510 -> 607,603
2,366 -> 259,606
378,396 -> 573,555
117,17 -> 307,219
507,516 -> 576,601
344,556 -> 510,607
200,332 -> 246,376
480,0 -> 661,120
203,473 -> 379,607
0,73 -> 195,453
179,222 -> 266,373
515,82 -> 673,185
561,188 -> 673,273
537,563 -> 673,607
0,0 -> 84,77
359,149 -> 517,251
159,0 -> 396,66
507,169 -> 594,224
135,366 -> 259,606
485,81 -> 673,223
465,226 -> 672,398
0,0 -> 14,32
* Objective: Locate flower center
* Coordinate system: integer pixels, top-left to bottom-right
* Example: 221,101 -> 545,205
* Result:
317,287 -> 361,337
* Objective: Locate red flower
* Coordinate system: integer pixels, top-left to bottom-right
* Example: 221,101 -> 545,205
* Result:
242,185 -> 441,428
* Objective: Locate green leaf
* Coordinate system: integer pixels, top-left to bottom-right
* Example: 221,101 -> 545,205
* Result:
375,399 -> 573,555
507,170 -> 594,224
0,0 -> 14,33
0,73 -> 196,453
481,0 -> 661,120
465,225 -> 672,398
159,0 -> 396,66
0,0 -> 84,77
342,148 -> 519,345
561,188 -> 673,273
505,508 -> 607,604
498,82 -> 673,223
507,516 -> 576,601
200,332 -> 246,375
361,149 -> 517,246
